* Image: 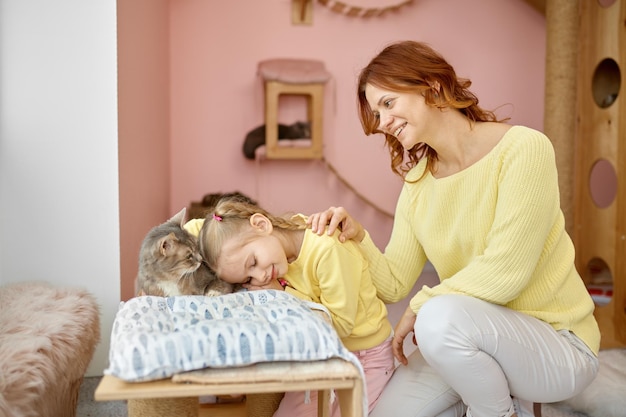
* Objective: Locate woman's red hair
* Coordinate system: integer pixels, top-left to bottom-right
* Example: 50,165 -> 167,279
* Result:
357,41 -> 501,178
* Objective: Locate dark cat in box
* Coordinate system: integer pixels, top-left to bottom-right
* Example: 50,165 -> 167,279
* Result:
242,121 -> 311,159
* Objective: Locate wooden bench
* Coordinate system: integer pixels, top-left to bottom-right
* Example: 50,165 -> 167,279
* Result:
95,358 -> 363,417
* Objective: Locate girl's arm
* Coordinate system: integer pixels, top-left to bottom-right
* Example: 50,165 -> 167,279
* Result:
313,241 -> 365,338
308,194 -> 427,305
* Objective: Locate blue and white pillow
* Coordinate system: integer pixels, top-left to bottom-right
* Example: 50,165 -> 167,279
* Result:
104,290 -> 360,383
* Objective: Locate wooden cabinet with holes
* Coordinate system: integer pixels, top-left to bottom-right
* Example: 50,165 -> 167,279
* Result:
574,0 -> 626,349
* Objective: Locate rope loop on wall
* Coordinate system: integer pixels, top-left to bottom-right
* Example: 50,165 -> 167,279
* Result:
323,157 -> 394,219
317,0 -> 413,17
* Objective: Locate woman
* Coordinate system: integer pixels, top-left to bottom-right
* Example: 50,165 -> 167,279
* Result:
308,41 -> 600,417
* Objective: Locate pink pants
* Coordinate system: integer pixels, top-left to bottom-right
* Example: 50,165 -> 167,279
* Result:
273,336 -> 395,417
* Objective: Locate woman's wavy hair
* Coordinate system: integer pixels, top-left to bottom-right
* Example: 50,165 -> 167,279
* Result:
357,40 -> 502,179
199,199 -> 305,271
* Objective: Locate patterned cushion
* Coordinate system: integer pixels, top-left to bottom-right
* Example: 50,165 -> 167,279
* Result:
104,290 -> 359,383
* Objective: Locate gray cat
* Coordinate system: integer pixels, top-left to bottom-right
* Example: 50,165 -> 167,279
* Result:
136,207 -> 235,297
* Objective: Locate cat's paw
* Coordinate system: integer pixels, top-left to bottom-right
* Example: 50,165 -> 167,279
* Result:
204,281 -> 236,297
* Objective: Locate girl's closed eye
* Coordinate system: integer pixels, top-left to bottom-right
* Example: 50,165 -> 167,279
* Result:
243,257 -> 257,284
244,256 -> 254,270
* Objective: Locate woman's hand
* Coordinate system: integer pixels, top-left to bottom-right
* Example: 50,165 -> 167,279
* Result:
307,206 -> 365,243
392,306 -> 418,366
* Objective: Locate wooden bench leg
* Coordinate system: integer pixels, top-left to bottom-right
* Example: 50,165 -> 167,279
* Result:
317,389 -> 331,417
128,397 -> 198,417
335,378 -> 363,417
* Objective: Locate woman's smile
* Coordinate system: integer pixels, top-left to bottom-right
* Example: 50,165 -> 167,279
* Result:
394,122 -> 407,138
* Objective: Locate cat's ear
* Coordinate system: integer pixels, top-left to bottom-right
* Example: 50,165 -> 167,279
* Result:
159,232 -> 179,256
250,213 -> 272,234
169,208 -> 187,227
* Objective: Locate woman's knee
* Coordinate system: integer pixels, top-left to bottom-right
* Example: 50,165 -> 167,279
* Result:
415,295 -> 479,354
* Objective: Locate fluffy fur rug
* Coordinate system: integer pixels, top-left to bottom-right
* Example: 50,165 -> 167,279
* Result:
0,282 -> 100,417
551,348 -> 626,417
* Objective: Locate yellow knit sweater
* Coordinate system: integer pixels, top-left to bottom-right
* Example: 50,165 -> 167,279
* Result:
282,228 -> 392,352
359,126 -> 600,355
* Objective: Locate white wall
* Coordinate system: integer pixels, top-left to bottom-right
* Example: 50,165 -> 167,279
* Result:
0,0 -> 119,376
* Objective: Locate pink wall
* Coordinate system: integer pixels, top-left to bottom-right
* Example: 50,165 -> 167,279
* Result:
117,0 -> 545,300
168,0 -> 545,240
118,0 -> 170,300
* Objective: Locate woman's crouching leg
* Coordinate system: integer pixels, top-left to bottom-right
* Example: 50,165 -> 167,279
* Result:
369,348 -> 465,417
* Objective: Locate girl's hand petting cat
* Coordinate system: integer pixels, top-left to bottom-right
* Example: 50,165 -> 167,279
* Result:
244,278 -> 285,292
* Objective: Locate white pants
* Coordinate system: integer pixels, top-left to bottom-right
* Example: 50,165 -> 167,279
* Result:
370,295 -> 599,417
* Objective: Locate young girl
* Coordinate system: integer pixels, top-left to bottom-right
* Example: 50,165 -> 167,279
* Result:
186,198 -> 394,417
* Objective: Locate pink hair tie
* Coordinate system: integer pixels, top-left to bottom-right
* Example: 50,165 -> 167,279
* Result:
212,213 -> 222,222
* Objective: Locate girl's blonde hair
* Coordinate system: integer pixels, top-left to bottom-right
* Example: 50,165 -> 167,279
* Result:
199,199 -> 306,270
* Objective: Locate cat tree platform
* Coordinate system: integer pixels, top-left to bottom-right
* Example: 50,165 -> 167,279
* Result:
257,58 -> 331,160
